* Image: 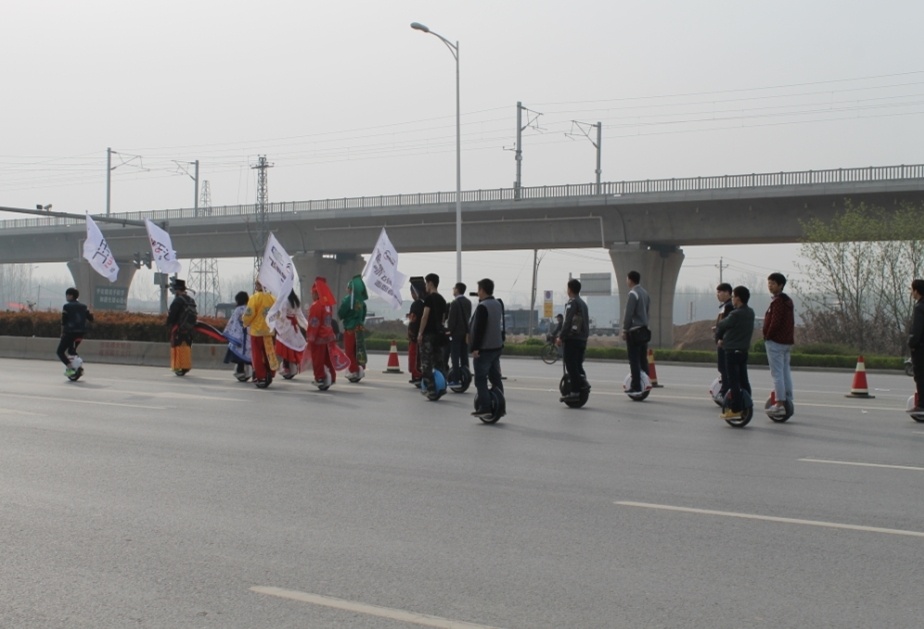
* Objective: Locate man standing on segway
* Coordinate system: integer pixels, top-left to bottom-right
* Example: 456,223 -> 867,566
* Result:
470,278 -> 504,419
715,286 -> 755,420
557,278 -> 590,402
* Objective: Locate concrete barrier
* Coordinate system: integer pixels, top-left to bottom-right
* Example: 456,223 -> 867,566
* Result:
0,336 -> 229,369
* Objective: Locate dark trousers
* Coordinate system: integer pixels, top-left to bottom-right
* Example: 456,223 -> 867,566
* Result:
473,348 -> 503,412
449,336 -> 469,375
56,334 -> 82,366
627,338 -> 649,391
420,333 -> 448,391
716,346 -> 729,395
913,348 -> 924,405
562,339 -> 588,391
724,349 -> 752,412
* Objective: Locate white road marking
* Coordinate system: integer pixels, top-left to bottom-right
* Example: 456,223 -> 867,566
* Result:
250,586 -> 507,629
799,457 -> 924,472
614,501 -> 924,538
0,407 -> 44,417
1,392 -> 167,410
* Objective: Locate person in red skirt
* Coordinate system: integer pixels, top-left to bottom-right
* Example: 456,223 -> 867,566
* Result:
273,289 -> 308,378
306,277 -> 341,391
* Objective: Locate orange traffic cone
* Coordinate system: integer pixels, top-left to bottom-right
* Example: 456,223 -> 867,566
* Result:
383,340 -> 404,374
845,355 -> 875,398
647,349 -> 663,387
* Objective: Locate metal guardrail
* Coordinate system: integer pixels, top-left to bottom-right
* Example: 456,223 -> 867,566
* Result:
3,164 -> 923,230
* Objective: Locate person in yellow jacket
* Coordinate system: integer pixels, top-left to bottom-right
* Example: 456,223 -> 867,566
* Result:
242,280 -> 279,388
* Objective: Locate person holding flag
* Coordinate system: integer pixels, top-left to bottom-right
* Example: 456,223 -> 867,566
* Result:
243,280 -> 279,388
165,279 -> 197,375
338,275 -> 369,383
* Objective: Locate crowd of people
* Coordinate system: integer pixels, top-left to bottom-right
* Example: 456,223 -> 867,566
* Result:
55,269 -> 924,420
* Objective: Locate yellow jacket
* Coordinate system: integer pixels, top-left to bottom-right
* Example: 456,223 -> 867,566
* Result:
242,291 -> 275,337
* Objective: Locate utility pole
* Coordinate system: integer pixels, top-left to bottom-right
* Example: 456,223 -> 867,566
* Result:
106,147 -> 112,216
716,256 -> 728,283
251,155 -> 274,271
513,102 -> 542,199
188,181 -> 221,316
567,121 -> 603,193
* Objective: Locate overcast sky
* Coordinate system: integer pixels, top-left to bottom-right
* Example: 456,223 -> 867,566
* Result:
3,0 -> 923,309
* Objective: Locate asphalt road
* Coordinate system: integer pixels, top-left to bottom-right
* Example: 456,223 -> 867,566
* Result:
1,354 -> 922,629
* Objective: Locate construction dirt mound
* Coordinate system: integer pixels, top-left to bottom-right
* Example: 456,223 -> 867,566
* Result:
671,320 -> 718,351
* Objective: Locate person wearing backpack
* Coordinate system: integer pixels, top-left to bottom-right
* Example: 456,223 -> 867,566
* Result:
57,287 -> 94,378
166,279 -> 197,375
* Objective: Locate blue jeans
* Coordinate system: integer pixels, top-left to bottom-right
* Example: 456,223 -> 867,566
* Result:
473,348 -> 503,413
765,339 -> 793,403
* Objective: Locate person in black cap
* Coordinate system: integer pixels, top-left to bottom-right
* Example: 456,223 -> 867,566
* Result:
406,277 -> 426,384
165,279 -> 197,375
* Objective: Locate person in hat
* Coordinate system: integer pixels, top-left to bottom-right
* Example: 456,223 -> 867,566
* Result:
165,279 -> 197,375
338,275 -> 369,382
406,276 -> 426,385
242,280 -> 279,387
307,277 -> 339,390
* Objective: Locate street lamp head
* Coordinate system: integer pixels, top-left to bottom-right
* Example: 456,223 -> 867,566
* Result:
410,22 -> 430,33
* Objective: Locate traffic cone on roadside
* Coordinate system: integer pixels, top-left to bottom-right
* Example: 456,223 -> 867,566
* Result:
845,355 -> 875,398
647,349 -> 663,387
383,341 -> 404,373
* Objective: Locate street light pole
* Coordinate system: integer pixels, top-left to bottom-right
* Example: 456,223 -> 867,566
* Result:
411,21 -> 462,284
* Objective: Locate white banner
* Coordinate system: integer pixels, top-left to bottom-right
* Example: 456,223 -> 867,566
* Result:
266,267 -> 307,352
82,215 -> 119,283
144,219 -> 182,275
257,233 -> 292,298
361,228 -> 406,309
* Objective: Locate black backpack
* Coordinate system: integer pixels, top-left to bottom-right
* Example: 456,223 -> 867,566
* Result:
177,295 -> 198,334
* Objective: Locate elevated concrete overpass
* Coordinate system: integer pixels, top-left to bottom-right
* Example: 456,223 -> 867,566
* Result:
3,163 -> 924,346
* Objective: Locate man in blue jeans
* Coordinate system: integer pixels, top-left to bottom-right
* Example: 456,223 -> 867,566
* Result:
469,278 -> 504,419
763,272 -> 795,417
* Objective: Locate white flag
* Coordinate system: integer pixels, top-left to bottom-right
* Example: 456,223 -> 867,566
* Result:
257,233 -> 292,298
361,228 -> 406,309
82,215 -> 119,283
144,219 -> 182,275
266,264 -> 307,352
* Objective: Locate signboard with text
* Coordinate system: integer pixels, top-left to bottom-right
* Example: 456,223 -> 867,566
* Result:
94,286 -> 128,311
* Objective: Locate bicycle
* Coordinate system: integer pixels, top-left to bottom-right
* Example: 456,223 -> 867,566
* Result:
540,339 -> 561,365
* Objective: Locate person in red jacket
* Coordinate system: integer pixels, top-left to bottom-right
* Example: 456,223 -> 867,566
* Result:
763,272 -> 795,417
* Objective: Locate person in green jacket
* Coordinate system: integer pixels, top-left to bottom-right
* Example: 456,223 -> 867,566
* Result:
338,275 -> 369,382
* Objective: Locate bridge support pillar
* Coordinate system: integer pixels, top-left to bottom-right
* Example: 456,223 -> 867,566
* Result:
609,243 -> 684,348
66,259 -> 137,311
292,252 -> 365,305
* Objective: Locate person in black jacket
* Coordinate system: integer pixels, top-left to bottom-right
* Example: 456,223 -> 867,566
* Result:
711,283 -> 735,400
57,287 -> 94,376
469,278 -> 504,418
715,286 -> 755,419
909,279 -> 924,411
446,282 -> 473,385
557,278 -> 590,401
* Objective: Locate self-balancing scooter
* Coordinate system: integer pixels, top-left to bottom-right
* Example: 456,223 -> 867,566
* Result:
721,390 -> 754,428
623,371 -> 652,401
420,369 -> 448,401
906,393 -> 924,423
447,365 -> 472,393
764,395 -> 794,422
559,362 -> 590,408
65,355 -> 85,382
708,377 -> 725,406
474,386 -> 506,424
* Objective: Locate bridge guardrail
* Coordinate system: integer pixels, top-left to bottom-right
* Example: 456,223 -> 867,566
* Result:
3,164 -> 923,230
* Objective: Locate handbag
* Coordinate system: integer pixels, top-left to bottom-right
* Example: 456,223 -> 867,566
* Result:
629,326 -> 651,344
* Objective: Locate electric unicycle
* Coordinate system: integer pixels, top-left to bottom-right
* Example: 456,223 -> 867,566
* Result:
420,369 -> 448,401
764,396 -> 794,422
474,387 -> 506,424
709,377 -> 726,407
559,361 -> 590,408
346,366 -> 366,383
623,372 -> 652,401
721,390 -> 754,428
906,394 -> 924,423
65,355 -> 85,382
447,365 -> 472,393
